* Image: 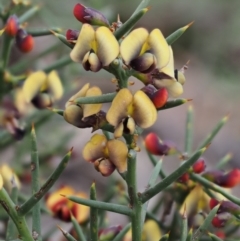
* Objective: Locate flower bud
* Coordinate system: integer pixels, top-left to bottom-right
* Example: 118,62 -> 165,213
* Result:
211,213 -> 230,228
73,4 -> 109,27
145,132 -> 178,156
210,198 -> 240,216
178,172 -> 189,183
192,158 -> 206,174
150,88 -> 168,108
215,231 -> 225,239
203,169 -> 240,188
98,225 -> 122,241
5,15 -> 19,37
94,158 -> 116,177
130,52 -> 157,73
66,29 -> 79,41
140,85 -> 156,98
16,29 -> 34,53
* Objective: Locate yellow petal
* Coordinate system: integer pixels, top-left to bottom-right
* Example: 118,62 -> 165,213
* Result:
132,90 -> 157,128
106,88 -> 133,127
180,185 -> 210,217
0,174 -> 3,190
142,220 -> 162,241
83,86 -> 102,118
95,26 -> 119,66
120,28 -> 149,64
47,70 -> 63,100
23,71 -> 47,102
107,139 -> 128,173
166,81 -> 183,98
86,52 -> 102,72
70,24 -> 95,63
65,83 -> 90,108
148,29 -> 170,69
160,46 -> 175,78
114,122 -> 124,139
71,192 -> 89,223
46,186 -> 74,210
64,105 -> 85,127
82,134 -> 107,162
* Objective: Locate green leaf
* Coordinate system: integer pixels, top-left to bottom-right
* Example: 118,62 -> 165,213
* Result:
140,146 -> 207,204
166,22 -> 193,45
192,205 -> 220,241
18,148 -> 72,216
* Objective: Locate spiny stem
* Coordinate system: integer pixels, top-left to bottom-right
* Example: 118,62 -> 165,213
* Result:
90,182 -> 98,241
30,126 -> 42,241
71,215 -> 87,241
27,28 -> 62,37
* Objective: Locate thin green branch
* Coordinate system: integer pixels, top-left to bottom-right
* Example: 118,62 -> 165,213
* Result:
90,183 -> 98,241
185,105 -> 194,154
114,8 -> 149,40
180,208 -> 188,241
71,215 -> 87,241
43,56 -> 73,73
18,5 -> 41,23
197,115 -> 229,150
147,151 -> 166,179
216,153 -> 232,169
74,92 -> 116,105
132,0 -> 151,15
140,146 -> 207,204
27,28 -> 62,37
0,187 -> 34,241
166,22 -> 194,45
30,126 -> 41,241
159,233 -> 170,241
51,32 -> 74,49
157,99 -> 191,111
190,173 -> 240,206
67,196 -> 132,216
192,205 -> 220,241
18,149 -> 72,216
58,227 -> 77,241
6,186 -> 18,241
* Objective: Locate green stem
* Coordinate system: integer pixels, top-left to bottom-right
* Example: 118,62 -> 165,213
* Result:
90,183 -> 98,241
190,173 -> 240,206
132,0 -> 151,15
43,56 -> 72,73
67,196 -> 132,216
18,5 -> 41,23
58,227 -> 77,241
114,8 -> 148,40
180,209 -> 188,241
185,105 -> 193,155
197,115 -> 228,150
71,215 -> 87,241
0,188 -> 34,241
75,92 -> 116,105
126,149 -> 142,241
18,149 -> 72,216
147,151 -> 166,179
216,153 -> 232,169
27,28 -> 62,37
30,127 -> 42,241
6,186 -> 18,241
52,33 -> 74,49
157,98 -> 191,111
140,147 -> 207,204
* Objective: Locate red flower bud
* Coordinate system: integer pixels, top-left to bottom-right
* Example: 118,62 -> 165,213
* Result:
220,169 -> 240,188
145,132 -> 178,156
209,198 -> 219,210
150,88 -> 168,108
141,85 -> 156,98
192,158 -> 206,174
66,29 -> 79,41
215,231 -> 225,239
204,169 -> 240,188
5,15 -> 19,36
178,172 -> 189,183
73,4 -> 109,27
211,214 -> 230,228
98,225 -> 122,240
94,158 -> 116,177
16,29 -> 34,53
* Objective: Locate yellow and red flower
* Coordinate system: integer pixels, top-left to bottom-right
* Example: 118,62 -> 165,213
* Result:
83,134 -> 128,175
70,24 -> 119,72
64,83 -> 102,128
23,70 -> 63,109
106,88 -> 157,138
46,186 -> 89,223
